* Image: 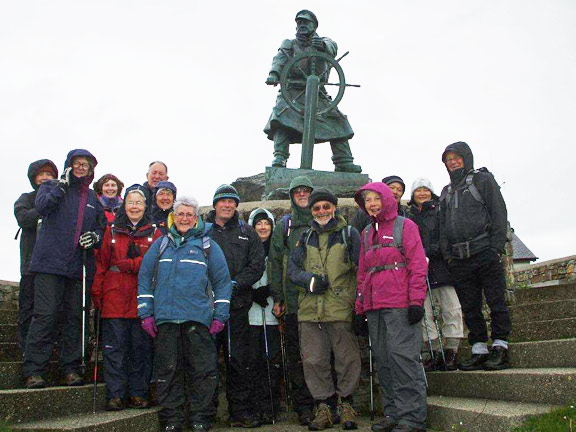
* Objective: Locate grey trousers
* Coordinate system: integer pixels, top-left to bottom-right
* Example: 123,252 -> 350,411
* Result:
299,321 -> 361,401
366,308 -> 427,429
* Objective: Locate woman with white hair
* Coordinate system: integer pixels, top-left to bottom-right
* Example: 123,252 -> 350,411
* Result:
138,195 -> 232,432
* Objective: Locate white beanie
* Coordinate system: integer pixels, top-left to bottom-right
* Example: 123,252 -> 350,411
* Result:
411,177 -> 435,196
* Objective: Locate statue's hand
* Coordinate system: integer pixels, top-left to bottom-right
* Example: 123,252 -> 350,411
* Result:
266,72 -> 280,86
311,36 -> 325,51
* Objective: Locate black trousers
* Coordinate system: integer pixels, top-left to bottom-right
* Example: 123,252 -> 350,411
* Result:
23,273 -> 85,377
448,249 -> 512,344
18,274 -> 35,352
248,324 -> 281,416
155,322 -> 218,427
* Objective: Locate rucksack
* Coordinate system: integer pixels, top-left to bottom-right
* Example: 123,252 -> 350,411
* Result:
444,168 -> 490,207
301,224 -> 355,264
282,214 -> 310,247
362,216 -> 406,273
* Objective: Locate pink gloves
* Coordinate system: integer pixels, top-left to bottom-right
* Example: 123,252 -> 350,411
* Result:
141,316 -> 158,338
209,319 -> 225,335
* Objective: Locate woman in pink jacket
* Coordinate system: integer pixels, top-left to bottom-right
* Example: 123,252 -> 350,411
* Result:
354,182 -> 428,432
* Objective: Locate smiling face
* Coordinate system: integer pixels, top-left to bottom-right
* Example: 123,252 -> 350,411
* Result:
156,189 -> 174,210
101,179 -> 118,198
291,186 -> 312,209
387,182 -> 404,204
363,191 -> 382,217
146,162 -> 168,188
255,219 -> 272,242
413,187 -> 432,206
173,204 -> 198,234
71,156 -> 90,178
214,198 -> 237,225
125,191 -> 146,224
311,200 -> 336,226
444,151 -> 464,172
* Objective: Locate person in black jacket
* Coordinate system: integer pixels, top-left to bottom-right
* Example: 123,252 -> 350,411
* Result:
439,141 -> 511,371
205,184 -> 266,428
151,180 -> 177,233
14,159 -> 58,352
407,178 -> 463,371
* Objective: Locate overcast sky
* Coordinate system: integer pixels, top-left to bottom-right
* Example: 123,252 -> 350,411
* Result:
1,1 -> 574,281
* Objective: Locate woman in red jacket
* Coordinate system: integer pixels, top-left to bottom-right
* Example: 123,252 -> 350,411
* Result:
92,184 -> 162,411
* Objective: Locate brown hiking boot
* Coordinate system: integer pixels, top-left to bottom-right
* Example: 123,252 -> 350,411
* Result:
127,396 -> 150,409
106,397 -> 124,411
25,375 -> 46,389
309,403 -> 333,431
65,372 -> 85,386
338,402 -> 358,430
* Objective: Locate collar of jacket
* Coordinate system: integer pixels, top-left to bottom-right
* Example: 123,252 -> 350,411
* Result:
310,214 -> 347,234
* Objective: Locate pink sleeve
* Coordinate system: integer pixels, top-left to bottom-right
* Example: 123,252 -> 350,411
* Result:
403,219 -> 428,306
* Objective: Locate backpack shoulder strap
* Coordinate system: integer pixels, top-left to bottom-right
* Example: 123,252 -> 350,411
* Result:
152,235 -> 170,289
202,235 -> 211,260
466,170 -> 485,205
238,219 -> 248,236
341,225 -> 353,263
393,216 -> 405,256
282,214 -> 292,247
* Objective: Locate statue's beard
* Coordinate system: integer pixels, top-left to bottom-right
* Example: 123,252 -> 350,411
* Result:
296,26 -> 312,41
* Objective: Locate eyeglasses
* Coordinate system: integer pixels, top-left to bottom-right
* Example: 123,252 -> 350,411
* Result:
174,212 -> 196,219
72,161 -> 90,169
445,155 -> 463,163
312,203 -> 333,212
127,201 -> 145,207
293,187 -> 312,195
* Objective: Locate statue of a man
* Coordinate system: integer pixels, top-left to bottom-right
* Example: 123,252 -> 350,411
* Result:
264,10 -> 362,173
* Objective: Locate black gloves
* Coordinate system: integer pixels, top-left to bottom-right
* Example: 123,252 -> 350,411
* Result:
352,314 -> 369,337
79,232 -> 99,249
253,286 -> 271,308
408,305 -> 425,325
308,274 -> 329,295
127,242 -> 141,259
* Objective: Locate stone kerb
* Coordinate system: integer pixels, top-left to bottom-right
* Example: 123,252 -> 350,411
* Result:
514,255 -> 576,286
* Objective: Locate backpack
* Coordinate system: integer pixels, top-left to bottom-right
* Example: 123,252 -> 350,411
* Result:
282,214 -> 310,247
301,224 -> 355,264
444,168 -> 490,207
362,216 -> 406,273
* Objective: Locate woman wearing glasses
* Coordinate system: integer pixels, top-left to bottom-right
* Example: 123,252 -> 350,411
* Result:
138,196 -> 232,432
92,184 -> 162,411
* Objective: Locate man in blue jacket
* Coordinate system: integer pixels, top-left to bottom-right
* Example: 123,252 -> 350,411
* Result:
23,149 -> 106,389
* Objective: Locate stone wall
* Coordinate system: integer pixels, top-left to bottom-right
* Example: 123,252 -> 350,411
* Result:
514,255 -> 576,286
0,280 -> 19,309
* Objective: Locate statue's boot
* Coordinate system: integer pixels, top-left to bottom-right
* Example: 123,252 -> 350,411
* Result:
272,131 -> 290,167
331,139 -> 362,173
272,155 -> 287,167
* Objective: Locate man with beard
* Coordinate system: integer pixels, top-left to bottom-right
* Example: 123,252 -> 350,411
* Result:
264,10 -> 361,173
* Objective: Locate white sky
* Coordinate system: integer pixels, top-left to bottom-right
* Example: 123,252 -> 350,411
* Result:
1,1 -> 575,281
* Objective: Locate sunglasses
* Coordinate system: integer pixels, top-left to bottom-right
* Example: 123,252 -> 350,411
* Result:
311,203 -> 332,212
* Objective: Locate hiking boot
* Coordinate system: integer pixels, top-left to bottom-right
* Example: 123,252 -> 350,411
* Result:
272,155 -> 287,168
338,402 -> 358,430
309,403 -> 333,431
164,426 -> 182,432
230,412 -> 260,428
458,353 -> 489,371
442,349 -> 458,371
25,375 -> 46,389
298,408 -> 314,426
106,397 -> 124,411
65,372 -> 84,386
191,423 -> 211,431
422,353 -> 438,372
483,346 -> 510,371
390,425 -> 426,432
126,396 -> 150,409
371,415 -> 398,432
335,163 -> 362,173
259,412 -> 275,425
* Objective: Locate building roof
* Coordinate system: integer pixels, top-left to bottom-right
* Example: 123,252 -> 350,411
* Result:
512,232 -> 538,262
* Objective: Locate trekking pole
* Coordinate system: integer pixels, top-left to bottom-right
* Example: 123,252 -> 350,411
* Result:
227,320 -> 232,362
278,319 -> 291,412
81,250 -> 87,374
367,330 -> 375,421
426,276 -> 447,368
92,309 -> 100,413
419,355 -> 428,388
422,312 -> 436,368
261,308 -> 275,424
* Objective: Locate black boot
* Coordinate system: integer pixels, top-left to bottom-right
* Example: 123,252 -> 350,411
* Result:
371,415 -> 397,432
483,346 -> 510,371
298,408 -> 314,426
442,349 -> 458,371
423,352 -> 439,372
229,412 -> 260,428
458,353 -> 489,371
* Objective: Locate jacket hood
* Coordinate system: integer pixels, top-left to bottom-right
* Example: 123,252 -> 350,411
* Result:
27,159 -> 58,190
155,181 -> 177,198
288,176 -> 314,223
441,141 -> 474,179
64,149 -> 98,184
354,182 -> 398,222
248,208 -> 276,230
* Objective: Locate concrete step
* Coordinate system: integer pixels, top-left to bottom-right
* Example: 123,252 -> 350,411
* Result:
0,309 -> 18,325
11,408 -> 160,432
0,361 -> 101,390
427,395 -> 551,432
509,299 -> 576,323
510,317 -> 576,342
0,384 -> 106,423
458,338 -> 576,369
515,282 -> 576,305
0,342 -> 22,362
427,368 -> 576,405
0,324 -> 17,342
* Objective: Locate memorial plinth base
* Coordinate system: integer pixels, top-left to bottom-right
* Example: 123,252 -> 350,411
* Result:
264,166 -> 371,200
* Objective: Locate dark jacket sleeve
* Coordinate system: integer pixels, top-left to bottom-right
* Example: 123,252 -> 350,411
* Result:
14,193 -> 40,228
233,226 -> 266,289
93,198 -> 107,249
34,180 -> 66,216
268,218 -> 286,303
477,173 -> 508,253
438,187 -> 450,260
349,227 -> 361,266
350,209 -> 371,234
287,232 -> 314,292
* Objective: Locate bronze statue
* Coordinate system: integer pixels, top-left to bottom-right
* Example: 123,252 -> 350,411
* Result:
264,10 -> 362,173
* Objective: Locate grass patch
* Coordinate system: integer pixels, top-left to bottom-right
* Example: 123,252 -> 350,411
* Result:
513,404 -> 576,431
0,422 -> 12,432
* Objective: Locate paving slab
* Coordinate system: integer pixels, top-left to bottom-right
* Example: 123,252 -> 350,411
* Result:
0,361 -> 101,390
509,299 -> 576,323
0,342 -> 22,362
510,317 -> 576,342
515,282 -> 576,305
0,324 -> 18,343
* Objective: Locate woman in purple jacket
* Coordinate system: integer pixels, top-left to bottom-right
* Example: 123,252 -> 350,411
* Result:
354,182 -> 428,432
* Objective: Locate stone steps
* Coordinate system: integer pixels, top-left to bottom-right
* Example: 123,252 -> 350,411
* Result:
0,361 -> 101,390
0,309 -> 18,325
426,396 -> 551,432
509,298 -> 576,323
0,384 -> 106,424
427,368 -> 576,405
515,282 -> 576,305
0,342 -> 22,362
0,323 -> 17,342
510,316 -> 576,342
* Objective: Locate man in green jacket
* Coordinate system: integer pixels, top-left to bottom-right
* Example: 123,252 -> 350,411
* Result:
288,189 -> 361,431
269,176 -> 315,425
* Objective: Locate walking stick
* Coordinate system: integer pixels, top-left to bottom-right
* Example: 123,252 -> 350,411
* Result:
227,320 -> 232,362
422,308 -> 436,368
420,355 -> 428,388
426,276 -> 447,369
81,250 -> 87,374
278,319 -> 291,412
92,309 -> 100,413
367,330 -> 375,421
261,308 -> 275,424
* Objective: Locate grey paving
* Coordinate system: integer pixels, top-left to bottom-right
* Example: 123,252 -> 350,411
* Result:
510,317 -> 576,342
515,282 -> 576,305
509,299 -> 576,323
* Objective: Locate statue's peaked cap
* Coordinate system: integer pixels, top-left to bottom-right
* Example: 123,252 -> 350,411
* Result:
295,10 -> 318,27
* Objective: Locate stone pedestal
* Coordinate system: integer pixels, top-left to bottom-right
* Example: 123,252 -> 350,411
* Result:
264,166 -> 371,200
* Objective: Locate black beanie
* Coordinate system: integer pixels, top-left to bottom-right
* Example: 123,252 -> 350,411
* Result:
308,189 -> 338,208
382,175 -> 405,192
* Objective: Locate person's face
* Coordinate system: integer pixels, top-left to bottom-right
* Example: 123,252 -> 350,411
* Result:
387,182 -> 404,204
364,191 -> 382,217
413,187 -> 432,205
173,205 -> 198,234
125,192 -> 146,224
156,189 -> 174,210
255,219 -> 272,242
214,198 -> 237,223
311,200 -> 336,226
71,157 -> 90,178
101,180 -> 118,198
146,163 -> 168,188
296,18 -> 316,35
291,186 -> 312,209
34,171 -> 54,186
444,151 -> 464,172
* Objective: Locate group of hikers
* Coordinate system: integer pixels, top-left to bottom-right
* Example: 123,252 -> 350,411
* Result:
14,141 -> 511,432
